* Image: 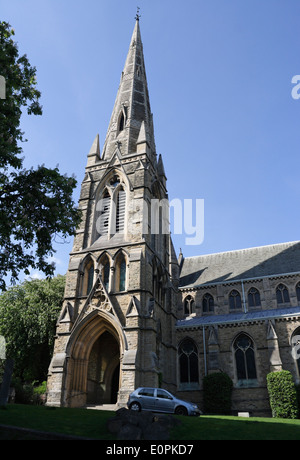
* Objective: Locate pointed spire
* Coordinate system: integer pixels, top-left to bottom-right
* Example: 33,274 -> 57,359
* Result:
87,134 -> 100,166
157,154 -> 166,179
136,120 -> 150,154
102,19 -> 156,161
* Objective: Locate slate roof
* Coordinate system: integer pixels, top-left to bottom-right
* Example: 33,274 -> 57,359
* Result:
176,306 -> 300,329
179,241 -> 300,288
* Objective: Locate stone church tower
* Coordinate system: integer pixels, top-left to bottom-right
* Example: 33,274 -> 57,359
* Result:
46,18 -> 179,408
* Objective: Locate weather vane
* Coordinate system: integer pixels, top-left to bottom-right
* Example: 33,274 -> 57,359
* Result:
135,6 -> 141,21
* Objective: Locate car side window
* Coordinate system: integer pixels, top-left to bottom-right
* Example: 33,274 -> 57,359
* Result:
156,389 -> 173,400
138,388 -> 154,397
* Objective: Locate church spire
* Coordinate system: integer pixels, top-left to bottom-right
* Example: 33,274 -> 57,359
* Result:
102,18 -> 156,161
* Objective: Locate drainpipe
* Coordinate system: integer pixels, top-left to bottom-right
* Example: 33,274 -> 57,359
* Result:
203,326 -> 207,376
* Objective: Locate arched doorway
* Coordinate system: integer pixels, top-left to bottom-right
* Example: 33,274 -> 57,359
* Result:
66,310 -> 126,408
87,331 -> 120,404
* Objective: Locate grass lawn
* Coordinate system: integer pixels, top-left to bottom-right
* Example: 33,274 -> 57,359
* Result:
170,415 -> 300,440
0,404 -> 116,440
1,404 -> 300,440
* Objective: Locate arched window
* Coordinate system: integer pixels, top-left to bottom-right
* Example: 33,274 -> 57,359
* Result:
116,187 -> 126,233
296,283 -> 300,303
82,259 -> 94,296
94,174 -> 127,241
229,290 -> 242,310
178,339 -> 199,389
202,293 -> 214,313
184,295 -> 195,316
248,287 -> 261,308
87,264 -> 94,294
276,284 -> 290,304
115,253 -> 127,292
118,111 -> 125,133
100,255 -> 110,291
97,189 -> 111,236
234,334 -> 257,386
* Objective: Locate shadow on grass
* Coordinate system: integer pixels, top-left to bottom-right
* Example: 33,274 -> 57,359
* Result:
0,404 -> 116,440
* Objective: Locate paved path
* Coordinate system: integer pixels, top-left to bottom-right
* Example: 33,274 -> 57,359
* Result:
85,404 -> 117,411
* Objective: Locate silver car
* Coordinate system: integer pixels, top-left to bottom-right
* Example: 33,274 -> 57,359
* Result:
127,387 -> 201,416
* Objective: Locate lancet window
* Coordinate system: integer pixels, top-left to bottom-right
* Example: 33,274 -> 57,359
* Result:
95,174 -> 127,241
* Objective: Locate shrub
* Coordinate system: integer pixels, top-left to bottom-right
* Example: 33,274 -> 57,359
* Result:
13,379 -> 47,405
295,384 -> 300,418
203,372 -> 233,415
267,370 -> 298,419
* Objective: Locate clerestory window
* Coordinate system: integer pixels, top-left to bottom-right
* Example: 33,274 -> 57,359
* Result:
184,295 -> 195,316
276,284 -> 290,305
229,290 -> 242,310
202,293 -> 214,313
248,288 -> 261,308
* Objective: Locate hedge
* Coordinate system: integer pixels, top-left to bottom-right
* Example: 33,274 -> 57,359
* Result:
203,372 -> 233,415
266,370 -> 298,419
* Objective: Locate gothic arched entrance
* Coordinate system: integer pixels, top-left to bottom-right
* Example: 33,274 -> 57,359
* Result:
87,331 -> 120,404
65,310 -> 126,408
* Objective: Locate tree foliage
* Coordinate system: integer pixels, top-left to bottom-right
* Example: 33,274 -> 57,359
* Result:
0,275 -> 65,382
0,21 -> 81,289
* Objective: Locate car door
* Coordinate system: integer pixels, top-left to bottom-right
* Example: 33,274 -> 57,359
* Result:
155,389 -> 176,413
137,388 -> 156,410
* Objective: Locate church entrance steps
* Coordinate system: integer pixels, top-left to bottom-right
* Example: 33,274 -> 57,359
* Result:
85,404 -> 117,411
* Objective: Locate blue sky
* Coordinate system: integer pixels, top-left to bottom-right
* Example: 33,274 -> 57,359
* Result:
2,0 -> 300,280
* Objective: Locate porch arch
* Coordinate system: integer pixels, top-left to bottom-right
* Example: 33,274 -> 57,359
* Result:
65,310 -> 127,406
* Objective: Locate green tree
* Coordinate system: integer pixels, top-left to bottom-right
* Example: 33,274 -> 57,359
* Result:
0,275 -> 65,382
0,21 -> 81,290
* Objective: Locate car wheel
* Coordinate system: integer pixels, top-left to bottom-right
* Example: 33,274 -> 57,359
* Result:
175,406 -> 188,416
129,402 -> 141,412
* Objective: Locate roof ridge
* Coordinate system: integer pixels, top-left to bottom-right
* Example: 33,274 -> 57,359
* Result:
183,240 -> 300,261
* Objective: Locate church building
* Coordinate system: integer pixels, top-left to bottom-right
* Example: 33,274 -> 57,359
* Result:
46,18 -> 300,416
